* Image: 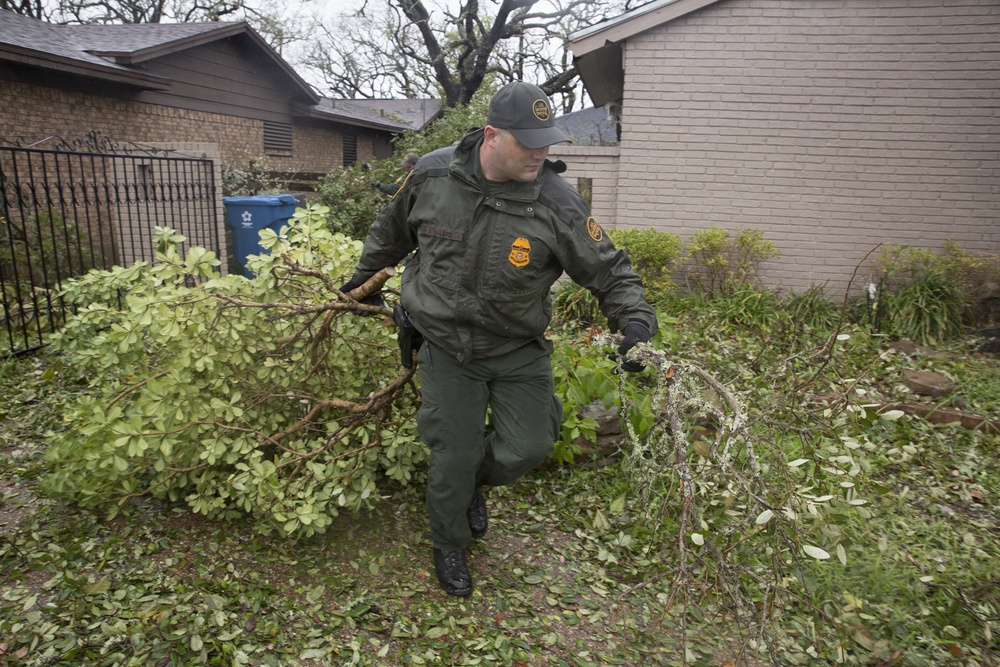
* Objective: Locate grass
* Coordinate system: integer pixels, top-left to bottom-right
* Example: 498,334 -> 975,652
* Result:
2,304 -> 998,666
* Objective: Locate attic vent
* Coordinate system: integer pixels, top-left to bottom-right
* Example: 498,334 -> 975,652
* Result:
343,130 -> 358,167
263,121 -> 293,152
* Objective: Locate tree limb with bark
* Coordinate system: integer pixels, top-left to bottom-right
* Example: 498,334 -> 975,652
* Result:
302,0 -> 634,109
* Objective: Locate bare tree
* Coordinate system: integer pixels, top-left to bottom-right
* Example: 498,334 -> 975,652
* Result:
301,0 -> 636,109
1,0 -> 49,19
53,0 -> 237,23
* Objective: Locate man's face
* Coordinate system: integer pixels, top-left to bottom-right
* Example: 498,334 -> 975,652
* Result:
481,127 -> 550,183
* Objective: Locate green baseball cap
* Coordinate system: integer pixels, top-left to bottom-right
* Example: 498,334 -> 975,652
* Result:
486,81 -> 571,149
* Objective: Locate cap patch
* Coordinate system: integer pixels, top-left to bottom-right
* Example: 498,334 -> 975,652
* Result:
509,237 -> 531,267
586,217 -> 604,242
532,99 -> 551,122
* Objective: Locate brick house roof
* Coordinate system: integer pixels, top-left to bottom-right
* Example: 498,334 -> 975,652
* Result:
312,98 -> 442,133
0,9 -> 441,133
554,106 -> 619,146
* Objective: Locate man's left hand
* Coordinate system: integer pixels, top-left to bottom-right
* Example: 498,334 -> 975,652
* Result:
617,321 -> 651,373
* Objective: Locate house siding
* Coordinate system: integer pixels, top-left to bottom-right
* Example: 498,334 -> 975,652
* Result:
615,0 -> 1000,295
136,38 -> 307,122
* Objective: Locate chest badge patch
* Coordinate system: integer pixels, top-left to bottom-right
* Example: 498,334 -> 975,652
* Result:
509,237 -> 531,268
587,217 -> 604,242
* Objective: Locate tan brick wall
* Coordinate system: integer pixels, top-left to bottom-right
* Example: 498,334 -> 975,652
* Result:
614,0 -> 1000,295
0,80 -> 348,179
269,123 -> 343,176
1,80 -> 262,162
549,145 -> 620,226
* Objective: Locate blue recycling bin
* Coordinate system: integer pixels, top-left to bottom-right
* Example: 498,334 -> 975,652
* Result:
223,194 -> 298,276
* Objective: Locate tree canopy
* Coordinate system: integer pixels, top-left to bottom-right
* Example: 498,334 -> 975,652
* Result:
296,0 -> 636,109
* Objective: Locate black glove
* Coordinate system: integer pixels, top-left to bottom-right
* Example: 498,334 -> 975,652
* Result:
339,275 -> 383,314
617,321 -> 651,373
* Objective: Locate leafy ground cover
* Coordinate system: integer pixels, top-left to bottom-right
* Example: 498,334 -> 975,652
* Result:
2,305 -> 998,666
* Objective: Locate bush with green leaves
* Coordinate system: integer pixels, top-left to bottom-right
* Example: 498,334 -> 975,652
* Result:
880,271 -> 967,345
390,84 -> 494,160
42,205 -> 424,537
685,227 -> 780,297
874,241 -> 1000,343
314,166 -> 388,239
607,227 -> 684,302
551,228 -> 683,327
220,153 -> 284,197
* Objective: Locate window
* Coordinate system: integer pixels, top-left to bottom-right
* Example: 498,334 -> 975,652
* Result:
373,135 -> 393,160
263,121 -> 293,152
577,177 -> 593,209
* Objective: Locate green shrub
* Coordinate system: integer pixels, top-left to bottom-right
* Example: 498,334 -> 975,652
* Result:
221,153 -> 284,196
784,284 -> 840,329
1,208 -> 110,349
781,284 -> 843,345
314,165 -> 387,239
685,227 -> 779,297
707,285 -> 787,336
874,241 -> 998,343
390,85 -> 494,159
0,207 -> 109,290
880,271 -> 967,345
607,227 -> 684,302
939,240 -> 998,326
550,328 -> 659,464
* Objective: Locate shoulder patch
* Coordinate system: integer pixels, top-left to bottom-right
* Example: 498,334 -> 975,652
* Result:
586,217 -> 604,242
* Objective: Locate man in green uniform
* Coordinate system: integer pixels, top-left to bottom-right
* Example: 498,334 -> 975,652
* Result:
371,152 -> 420,196
340,81 -> 657,596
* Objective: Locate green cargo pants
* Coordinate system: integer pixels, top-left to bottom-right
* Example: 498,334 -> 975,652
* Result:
416,339 -> 562,551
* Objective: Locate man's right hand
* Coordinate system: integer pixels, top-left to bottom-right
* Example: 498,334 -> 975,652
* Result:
339,275 -> 383,314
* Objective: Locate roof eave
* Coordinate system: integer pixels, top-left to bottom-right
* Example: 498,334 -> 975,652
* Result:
0,46 -> 172,90
573,44 -> 624,108
571,0 -> 723,57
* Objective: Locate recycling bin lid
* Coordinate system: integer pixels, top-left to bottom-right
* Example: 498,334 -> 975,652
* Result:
222,194 -> 298,206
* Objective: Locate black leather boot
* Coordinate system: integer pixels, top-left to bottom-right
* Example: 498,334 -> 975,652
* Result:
467,488 -> 488,539
433,548 -> 472,597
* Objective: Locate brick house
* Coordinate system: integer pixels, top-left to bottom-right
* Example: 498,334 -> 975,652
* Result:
0,10 -> 441,181
560,0 -> 1000,295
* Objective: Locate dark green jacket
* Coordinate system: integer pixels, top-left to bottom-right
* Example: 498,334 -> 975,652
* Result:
353,128 -> 657,363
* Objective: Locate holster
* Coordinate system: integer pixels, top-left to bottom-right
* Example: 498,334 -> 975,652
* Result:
393,304 -> 424,369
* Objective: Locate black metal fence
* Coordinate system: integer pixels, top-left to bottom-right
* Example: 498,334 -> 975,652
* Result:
1,131 -> 221,356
